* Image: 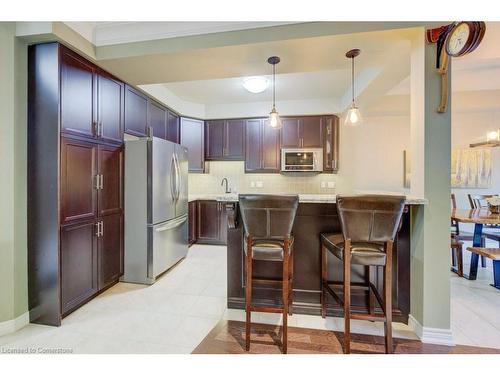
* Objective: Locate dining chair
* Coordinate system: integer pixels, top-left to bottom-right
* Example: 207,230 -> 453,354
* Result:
454,194 -> 487,267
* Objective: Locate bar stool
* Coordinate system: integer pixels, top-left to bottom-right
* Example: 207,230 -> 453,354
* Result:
320,195 -> 406,354
239,194 -> 299,354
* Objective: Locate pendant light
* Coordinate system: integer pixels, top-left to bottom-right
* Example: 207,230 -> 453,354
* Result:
267,56 -> 282,129
345,49 -> 363,127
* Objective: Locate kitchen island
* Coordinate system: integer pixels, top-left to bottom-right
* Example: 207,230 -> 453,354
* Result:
218,194 -> 425,323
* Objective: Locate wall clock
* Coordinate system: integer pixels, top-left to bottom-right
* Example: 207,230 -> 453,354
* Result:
445,22 -> 485,57
426,21 -> 486,113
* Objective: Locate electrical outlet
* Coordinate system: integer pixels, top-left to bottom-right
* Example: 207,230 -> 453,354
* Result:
250,181 -> 255,188
327,181 -> 336,189
256,181 -> 263,188
320,181 -> 326,188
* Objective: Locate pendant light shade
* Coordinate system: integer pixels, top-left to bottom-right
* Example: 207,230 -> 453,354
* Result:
344,49 -> 362,127
267,56 -> 282,129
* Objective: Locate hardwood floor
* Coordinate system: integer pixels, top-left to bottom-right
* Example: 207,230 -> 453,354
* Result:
192,320 -> 500,354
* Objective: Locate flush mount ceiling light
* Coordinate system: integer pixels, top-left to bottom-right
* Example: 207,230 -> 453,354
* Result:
344,49 -> 363,127
267,56 -> 282,129
242,77 -> 269,93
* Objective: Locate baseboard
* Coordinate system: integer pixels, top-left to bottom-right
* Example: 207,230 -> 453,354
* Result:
408,314 -> 454,346
0,311 -> 29,337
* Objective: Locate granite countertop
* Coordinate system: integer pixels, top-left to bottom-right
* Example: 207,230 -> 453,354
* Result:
188,193 -> 427,205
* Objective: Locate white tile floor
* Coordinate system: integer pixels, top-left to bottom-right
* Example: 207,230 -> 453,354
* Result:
1,242 -> 498,354
451,237 -> 500,349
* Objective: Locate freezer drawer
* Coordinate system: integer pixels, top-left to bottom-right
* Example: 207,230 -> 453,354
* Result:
148,214 -> 188,279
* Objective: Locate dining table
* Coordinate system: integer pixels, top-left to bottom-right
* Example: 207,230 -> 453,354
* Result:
451,208 -> 500,289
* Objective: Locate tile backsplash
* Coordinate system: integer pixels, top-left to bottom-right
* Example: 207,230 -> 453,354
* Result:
188,161 -> 342,195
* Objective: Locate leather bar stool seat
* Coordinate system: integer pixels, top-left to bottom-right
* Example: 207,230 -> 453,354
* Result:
320,195 -> 406,354
239,194 -> 299,354
321,233 -> 386,266
244,237 -> 295,261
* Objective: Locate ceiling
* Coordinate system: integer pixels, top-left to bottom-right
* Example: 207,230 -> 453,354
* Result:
64,21 -> 296,46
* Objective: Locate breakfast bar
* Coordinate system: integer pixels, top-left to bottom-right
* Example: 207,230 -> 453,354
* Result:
222,194 -> 426,324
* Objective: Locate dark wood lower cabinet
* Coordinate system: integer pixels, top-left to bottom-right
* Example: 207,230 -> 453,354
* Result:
195,200 -> 232,245
188,201 -> 197,246
98,214 -> 124,290
61,220 -> 98,315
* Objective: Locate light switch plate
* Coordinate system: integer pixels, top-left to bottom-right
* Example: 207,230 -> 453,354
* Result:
321,181 -> 326,188
250,181 -> 255,188
256,181 -> 263,188
327,181 -> 336,189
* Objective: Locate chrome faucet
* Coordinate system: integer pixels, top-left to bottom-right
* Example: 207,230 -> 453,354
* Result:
221,178 -> 231,193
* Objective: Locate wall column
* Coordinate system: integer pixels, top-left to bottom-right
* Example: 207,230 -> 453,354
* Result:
409,27 -> 453,344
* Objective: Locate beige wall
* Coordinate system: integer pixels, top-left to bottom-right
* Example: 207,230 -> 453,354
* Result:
0,22 -> 28,323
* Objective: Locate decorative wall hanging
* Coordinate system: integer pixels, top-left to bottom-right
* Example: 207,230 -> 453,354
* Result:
426,22 -> 486,113
451,148 -> 492,188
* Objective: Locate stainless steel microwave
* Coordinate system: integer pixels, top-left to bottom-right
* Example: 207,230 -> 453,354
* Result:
281,148 -> 323,172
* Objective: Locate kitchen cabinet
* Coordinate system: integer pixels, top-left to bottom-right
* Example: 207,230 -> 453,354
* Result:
28,42 -> 126,326
281,116 -> 322,149
61,48 -> 124,144
245,118 -> 280,173
98,144 -> 124,217
167,111 -> 180,144
197,200 -> 220,243
205,119 -> 245,160
322,115 -> 340,172
124,85 -> 149,137
180,117 -> 205,173
97,71 -> 124,144
98,213 -> 123,290
60,137 -> 98,225
61,220 -> 98,315
196,200 -> 231,245
148,99 -> 167,139
188,200 -> 197,246
60,47 -> 96,139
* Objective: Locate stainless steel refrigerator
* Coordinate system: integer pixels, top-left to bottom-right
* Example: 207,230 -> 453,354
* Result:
122,137 -> 189,284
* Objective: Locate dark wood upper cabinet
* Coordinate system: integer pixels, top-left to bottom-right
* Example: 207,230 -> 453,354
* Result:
244,119 -> 262,172
148,100 -> 167,139
245,119 -> 280,173
280,118 -> 301,148
300,116 -> 323,148
281,116 -> 323,149
60,220 -> 98,315
60,137 -> 98,225
262,120 -> 281,171
60,48 -> 96,139
322,115 -> 340,173
205,119 -> 245,160
166,111 -> 180,144
124,85 -> 148,137
180,117 -> 205,173
97,71 -> 123,144
205,120 -> 225,159
98,213 -> 123,290
225,119 -> 245,159
98,144 -> 123,217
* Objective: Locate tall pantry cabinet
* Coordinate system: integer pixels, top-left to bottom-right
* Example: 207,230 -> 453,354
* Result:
28,43 -> 124,326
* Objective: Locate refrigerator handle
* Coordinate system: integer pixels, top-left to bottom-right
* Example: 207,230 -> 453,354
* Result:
170,154 -> 176,202
175,153 -> 181,202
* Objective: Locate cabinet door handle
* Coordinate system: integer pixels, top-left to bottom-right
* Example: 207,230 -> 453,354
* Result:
92,121 -> 98,137
100,221 -> 104,237
100,174 -> 104,190
98,122 -> 103,137
95,222 -> 100,237
94,175 -> 100,190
